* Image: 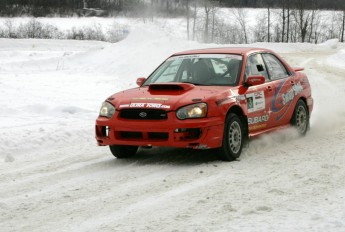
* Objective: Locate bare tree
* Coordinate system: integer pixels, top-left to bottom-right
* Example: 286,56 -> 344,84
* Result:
231,8 -> 249,44
281,4 -> 286,42
292,7 -> 310,42
267,6 -> 271,42
280,0 -> 292,42
293,0 -> 325,43
306,0 -> 319,43
203,0 -> 212,43
254,12 -> 268,42
150,0 -> 154,21
4,19 -> 15,38
192,0 -> 197,40
340,10 -> 345,43
339,0 -> 345,42
186,0 -> 190,40
286,2 -> 291,42
211,5 -> 219,42
266,0 -> 274,42
308,9 -> 323,43
307,9 -> 317,42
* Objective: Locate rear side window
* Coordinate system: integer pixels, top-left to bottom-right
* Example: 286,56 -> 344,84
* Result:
262,53 -> 289,81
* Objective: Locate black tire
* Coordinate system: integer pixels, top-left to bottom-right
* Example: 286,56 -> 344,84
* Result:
291,99 -> 309,136
219,113 -> 245,161
109,145 -> 138,159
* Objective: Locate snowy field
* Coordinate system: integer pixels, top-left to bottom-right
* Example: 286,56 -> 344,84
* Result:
1,25 -> 345,231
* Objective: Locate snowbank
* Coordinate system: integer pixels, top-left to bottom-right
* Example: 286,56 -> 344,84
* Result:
327,48 -> 345,69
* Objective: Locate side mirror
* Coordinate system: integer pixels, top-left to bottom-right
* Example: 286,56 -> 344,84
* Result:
245,75 -> 265,87
136,77 -> 146,87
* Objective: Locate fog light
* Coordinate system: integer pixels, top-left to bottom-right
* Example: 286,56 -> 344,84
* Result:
101,126 -> 110,137
174,128 -> 202,140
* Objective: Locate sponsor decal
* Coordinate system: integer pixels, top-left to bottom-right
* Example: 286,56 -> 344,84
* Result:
248,114 -> 269,125
170,54 -> 201,60
126,103 -> 171,109
282,82 -> 303,105
246,91 -> 265,113
272,80 -> 304,121
272,81 -> 285,113
146,103 -> 170,109
130,103 -> 145,107
169,54 -> 242,61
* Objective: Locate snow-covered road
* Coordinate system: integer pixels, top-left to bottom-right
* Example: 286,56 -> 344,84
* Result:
1,29 -> 345,231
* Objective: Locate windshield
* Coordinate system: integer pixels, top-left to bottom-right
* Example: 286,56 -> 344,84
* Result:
144,54 -> 243,86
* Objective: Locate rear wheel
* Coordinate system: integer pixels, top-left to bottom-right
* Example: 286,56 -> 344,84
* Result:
109,145 -> 138,159
291,99 -> 309,136
219,113 -> 244,161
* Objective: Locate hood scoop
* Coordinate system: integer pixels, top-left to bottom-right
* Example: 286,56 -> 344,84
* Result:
148,83 -> 195,92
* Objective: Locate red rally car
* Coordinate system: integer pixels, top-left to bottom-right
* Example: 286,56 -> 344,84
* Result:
95,48 -> 313,161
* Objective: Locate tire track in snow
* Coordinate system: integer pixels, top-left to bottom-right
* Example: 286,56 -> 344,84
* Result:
70,173 -> 224,232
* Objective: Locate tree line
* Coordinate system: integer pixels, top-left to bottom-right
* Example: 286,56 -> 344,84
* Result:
0,0 -> 344,44
187,0 -> 345,43
219,0 -> 344,10
0,0 -> 143,16
1,0 -> 344,16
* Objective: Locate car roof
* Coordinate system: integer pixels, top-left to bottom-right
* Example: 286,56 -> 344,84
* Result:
172,47 -> 272,56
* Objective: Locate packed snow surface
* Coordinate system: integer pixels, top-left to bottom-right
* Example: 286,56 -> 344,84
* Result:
1,25 -> 345,232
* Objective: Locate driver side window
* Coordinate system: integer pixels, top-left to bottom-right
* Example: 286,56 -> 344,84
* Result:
245,54 -> 269,81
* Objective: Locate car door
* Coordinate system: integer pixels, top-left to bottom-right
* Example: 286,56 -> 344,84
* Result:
261,53 -> 295,127
244,53 -> 275,133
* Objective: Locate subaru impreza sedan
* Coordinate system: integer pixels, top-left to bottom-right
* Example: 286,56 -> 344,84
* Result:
95,47 -> 313,161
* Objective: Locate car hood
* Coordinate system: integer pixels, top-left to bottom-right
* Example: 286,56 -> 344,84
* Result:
107,83 -> 239,111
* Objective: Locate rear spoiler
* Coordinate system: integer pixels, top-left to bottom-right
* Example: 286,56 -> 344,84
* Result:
293,67 -> 304,72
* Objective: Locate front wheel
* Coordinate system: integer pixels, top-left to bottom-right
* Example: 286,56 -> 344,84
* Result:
109,145 -> 138,159
219,113 -> 245,161
291,99 -> 309,136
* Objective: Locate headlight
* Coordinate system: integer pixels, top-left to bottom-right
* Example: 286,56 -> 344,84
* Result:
176,103 -> 207,120
99,102 -> 115,118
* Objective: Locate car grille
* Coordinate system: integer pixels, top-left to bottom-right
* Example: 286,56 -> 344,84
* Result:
119,109 -> 168,120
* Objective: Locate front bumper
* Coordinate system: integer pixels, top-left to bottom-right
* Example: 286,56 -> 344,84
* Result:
95,111 -> 224,149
